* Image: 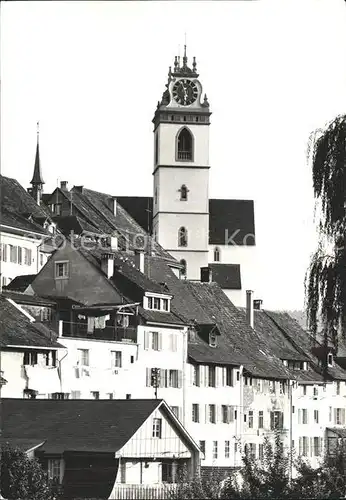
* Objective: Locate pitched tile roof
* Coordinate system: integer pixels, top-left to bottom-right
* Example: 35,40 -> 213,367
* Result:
1,398 -> 162,454
0,175 -> 50,219
4,274 -> 37,293
238,309 -> 325,383
52,215 -> 104,236
2,290 -> 56,307
115,196 -> 256,246
185,282 -> 291,379
209,199 -> 255,246
265,310 -> 346,381
0,207 -> 47,235
0,296 -> 63,348
47,187 -> 175,261
208,264 -> 241,289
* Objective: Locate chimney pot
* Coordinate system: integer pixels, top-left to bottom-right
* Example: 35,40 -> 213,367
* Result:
246,290 -> 254,329
200,266 -> 212,283
101,252 -> 114,279
60,181 -> 68,191
253,299 -> 263,310
134,250 -> 145,274
108,196 -> 117,216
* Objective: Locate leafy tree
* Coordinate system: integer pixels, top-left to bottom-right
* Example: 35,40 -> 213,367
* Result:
306,114 -> 346,358
0,445 -> 58,500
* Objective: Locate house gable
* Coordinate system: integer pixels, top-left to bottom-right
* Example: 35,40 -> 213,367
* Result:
31,240 -> 122,306
116,405 -> 191,459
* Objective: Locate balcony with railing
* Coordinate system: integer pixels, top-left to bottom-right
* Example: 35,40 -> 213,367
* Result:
177,151 -> 192,161
59,320 -> 137,343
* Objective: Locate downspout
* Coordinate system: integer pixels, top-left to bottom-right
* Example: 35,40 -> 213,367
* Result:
58,350 -> 68,393
289,379 -> 293,484
182,327 -> 187,426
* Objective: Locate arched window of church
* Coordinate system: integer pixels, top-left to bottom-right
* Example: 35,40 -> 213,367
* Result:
178,227 -> 188,247
180,259 -> 187,278
176,128 -> 193,161
155,134 -> 159,165
214,247 -> 220,262
180,184 -> 188,201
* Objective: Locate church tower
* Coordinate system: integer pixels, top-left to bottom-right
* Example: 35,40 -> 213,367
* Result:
152,47 -> 211,280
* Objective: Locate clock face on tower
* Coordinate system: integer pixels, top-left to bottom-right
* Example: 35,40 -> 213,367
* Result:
172,79 -> 198,106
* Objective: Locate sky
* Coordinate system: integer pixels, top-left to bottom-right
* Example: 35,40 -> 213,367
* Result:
1,0 -> 346,310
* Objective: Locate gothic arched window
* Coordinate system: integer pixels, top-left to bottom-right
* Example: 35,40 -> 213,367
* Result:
180,184 -> 188,201
214,247 -> 220,262
180,259 -> 187,277
178,227 -> 188,247
176,128 -> 193,161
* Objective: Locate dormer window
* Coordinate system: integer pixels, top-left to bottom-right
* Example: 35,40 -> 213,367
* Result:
145,293 -> 171,312
328,353 -> 333,367
209,332 -> 217,348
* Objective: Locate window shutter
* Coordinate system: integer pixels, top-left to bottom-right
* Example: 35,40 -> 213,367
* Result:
205,405 -> 208,424
310,437 -> 313,457
342,409 -> 345,425
280,412 -> 284,429
146,368 -> 151,387
158,332 -> 163,351
270,412 -> 274,430
178,370 -> 183,389
229,406 -> 234,423
299,437 -> 302,456
334,408 -> 337,424
298,409 -> 301,424
216,405 -> 221,424
144,331 -> 149,350
204,366 -> 208,387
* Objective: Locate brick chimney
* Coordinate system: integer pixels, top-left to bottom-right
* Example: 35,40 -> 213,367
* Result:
101,252 -> 114,279
60,181 -> 68,191
246,290 -> 254,328
200,266 -> 212,283
74,185 -> 84,193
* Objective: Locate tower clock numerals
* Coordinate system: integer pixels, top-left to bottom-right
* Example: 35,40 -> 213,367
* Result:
172,79 -> 198,106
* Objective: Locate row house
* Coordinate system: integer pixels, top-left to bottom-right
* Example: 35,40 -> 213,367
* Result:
0,294 -> 64,399
0,175 -> 56,288
25,236 -> 188,408
249,307 -> 346,469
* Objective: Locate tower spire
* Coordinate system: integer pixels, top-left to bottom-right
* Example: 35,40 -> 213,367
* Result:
30,121 -> 44,205
31,121 -> 44,185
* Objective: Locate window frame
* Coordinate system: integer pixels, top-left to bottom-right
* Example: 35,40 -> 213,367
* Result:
152,418 -> 162,438
55,260 -> 69,279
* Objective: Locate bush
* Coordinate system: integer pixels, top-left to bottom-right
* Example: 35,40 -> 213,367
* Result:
0,445 -> 58,500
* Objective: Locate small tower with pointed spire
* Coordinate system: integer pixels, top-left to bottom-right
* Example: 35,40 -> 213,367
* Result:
30,122 -> 45,206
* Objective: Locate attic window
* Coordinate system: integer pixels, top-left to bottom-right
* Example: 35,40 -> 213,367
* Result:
209,332 -> 217,348
55,261 -> 69,279
145,294 -> 171,312
328,353 -> 333,367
